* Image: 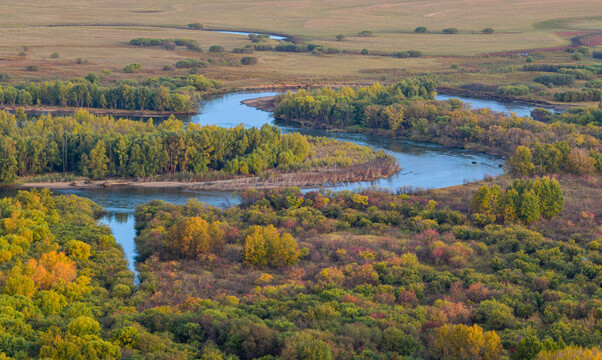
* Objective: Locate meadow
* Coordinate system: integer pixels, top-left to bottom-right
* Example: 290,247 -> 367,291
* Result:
0,0 -> 600,89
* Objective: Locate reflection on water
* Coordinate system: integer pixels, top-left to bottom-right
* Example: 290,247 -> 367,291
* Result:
3,90 -> 547,275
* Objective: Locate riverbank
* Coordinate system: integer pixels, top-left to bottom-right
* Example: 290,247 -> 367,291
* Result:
12,160 -> 400,192
241,95 -> 279,112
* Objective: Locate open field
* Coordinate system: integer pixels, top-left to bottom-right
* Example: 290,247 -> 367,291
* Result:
3,0 -> 601,36
0,0 -> 600,106
0,0 -> 600,70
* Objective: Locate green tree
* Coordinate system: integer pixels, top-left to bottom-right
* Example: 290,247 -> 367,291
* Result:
503,188 -> 520,222
87,141 -> 109,179
153,86 -> 170,111
508,146 -> 535,177
68,316 -> 101,337
282,331 -> 333,360
520,189 -> 541,225
532,177 -> 563,219
0,136 -> 18,184
512,336 -> 542,360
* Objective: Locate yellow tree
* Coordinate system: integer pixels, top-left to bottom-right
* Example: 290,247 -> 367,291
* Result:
28,251 -> 77,290
430,324 -> 502,360
536,346 -> 602,360
244,225 -> 300,267
243,225 -> 267,266
167,217 -> 224,258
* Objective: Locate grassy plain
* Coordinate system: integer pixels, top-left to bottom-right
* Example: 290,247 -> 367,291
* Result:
0,0 -> 601,102
0,0 -> 602,76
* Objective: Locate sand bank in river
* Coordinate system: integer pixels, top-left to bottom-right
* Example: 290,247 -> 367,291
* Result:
13,161 -> 400,192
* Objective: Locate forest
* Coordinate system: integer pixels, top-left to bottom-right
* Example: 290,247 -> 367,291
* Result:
0,190 -> 133,359
1,0 -> 602,358
0,79 -> 601,359
0,109 -> 392,185
273,81 -> 602,177
1,172 -> 599,359
0,75 -> 222,113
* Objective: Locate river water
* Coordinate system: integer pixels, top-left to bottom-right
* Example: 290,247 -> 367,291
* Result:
210,30 -> 287,41
3,91 -> 545,272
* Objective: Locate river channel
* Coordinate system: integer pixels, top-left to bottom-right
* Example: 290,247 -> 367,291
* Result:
3,91 -> 546,272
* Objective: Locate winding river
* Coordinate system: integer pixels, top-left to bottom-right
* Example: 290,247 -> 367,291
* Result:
2,91 -> 547,272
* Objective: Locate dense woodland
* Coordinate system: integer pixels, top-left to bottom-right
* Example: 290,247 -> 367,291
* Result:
0,78 -> 601,359
273,81 -> 602,177
0,75 -> 222,112
0,109 -> 388,185
0,175 -> 600,359
122,174 -> 599,360
0,190 -> 133,359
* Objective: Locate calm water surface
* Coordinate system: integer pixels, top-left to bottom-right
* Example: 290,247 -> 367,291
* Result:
5,91 -> 548,273
210,30 -> 287,40
435,94 -> 557,118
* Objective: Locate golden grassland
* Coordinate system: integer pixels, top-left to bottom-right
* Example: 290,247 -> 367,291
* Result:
0,0 -> 600,90
3,0 -> 602,35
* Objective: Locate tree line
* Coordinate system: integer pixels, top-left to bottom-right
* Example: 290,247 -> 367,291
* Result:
0,109 -> 389,185
0,109 -> 317,184
0,75 -> 221,112
274,78 -> 437,130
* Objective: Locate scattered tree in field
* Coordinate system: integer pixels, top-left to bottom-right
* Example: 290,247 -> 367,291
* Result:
414,26 -> 427,33
358,30 -> 373,36
360,48 -> 369,55
50,52 -> 60,58
188,22 -> 204,30
482,28 -> 495,34
241,56 -> 258,65
122,63 -> 142,73
443,27 -> 458,34
209,45 -> 225,53
336,34 -> 345,41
